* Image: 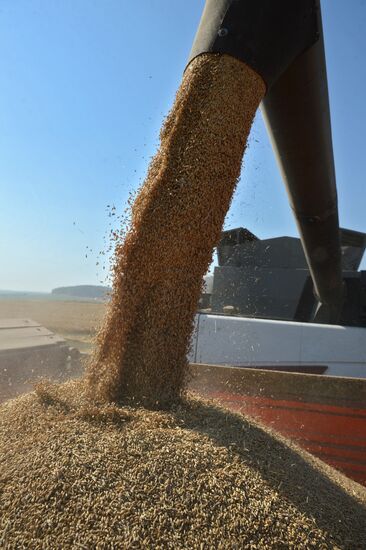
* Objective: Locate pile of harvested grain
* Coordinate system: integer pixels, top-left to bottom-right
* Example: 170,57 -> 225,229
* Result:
0,380 -> 365,549
87,54 -> 265,406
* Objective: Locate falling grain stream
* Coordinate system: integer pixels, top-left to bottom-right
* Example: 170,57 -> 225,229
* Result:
88,54 -> 265,406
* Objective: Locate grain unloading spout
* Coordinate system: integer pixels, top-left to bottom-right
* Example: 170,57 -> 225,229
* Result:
187,0 -> 344,323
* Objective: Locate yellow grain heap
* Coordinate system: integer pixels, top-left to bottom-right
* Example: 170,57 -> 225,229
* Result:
87,54 -> 265,406
0,380 -> 365,549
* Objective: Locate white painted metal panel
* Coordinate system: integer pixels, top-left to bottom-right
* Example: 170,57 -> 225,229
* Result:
191,313 -> 366,378
0,327 -> 54,340
194,315 -> 302,366
300,323 -> 366,363
300,323 -> 366,377
0,334 -> 65,352
0,318 -> 65,353
0,319 -> 41,329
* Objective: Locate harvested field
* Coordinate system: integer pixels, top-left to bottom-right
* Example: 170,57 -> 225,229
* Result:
89,54 -> 265,406
0,380 -> 365,549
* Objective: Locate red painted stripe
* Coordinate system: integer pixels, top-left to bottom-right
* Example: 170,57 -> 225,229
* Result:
306,457 -> 366,483
343,472 -> 366,484
351,474 -> 366,484
313,458 -> 366,485
225,404 -> 366,442
211,394 -> 366,439
280,431 -> 366,448
210,392 -> 366,418
316,456 -> 366,475
298,443 -> 366,466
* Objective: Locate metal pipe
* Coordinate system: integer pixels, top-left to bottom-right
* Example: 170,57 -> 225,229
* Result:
261,7 -> 344,320
187,0 -> 344,321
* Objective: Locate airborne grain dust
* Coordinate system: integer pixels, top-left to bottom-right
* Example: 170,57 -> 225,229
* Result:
87,54 -> 265,406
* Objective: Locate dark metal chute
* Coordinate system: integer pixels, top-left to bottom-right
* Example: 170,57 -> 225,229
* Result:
187,0 -> 344,322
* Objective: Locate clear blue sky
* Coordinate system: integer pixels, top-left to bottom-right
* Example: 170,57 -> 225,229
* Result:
1,0 -> 365,292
